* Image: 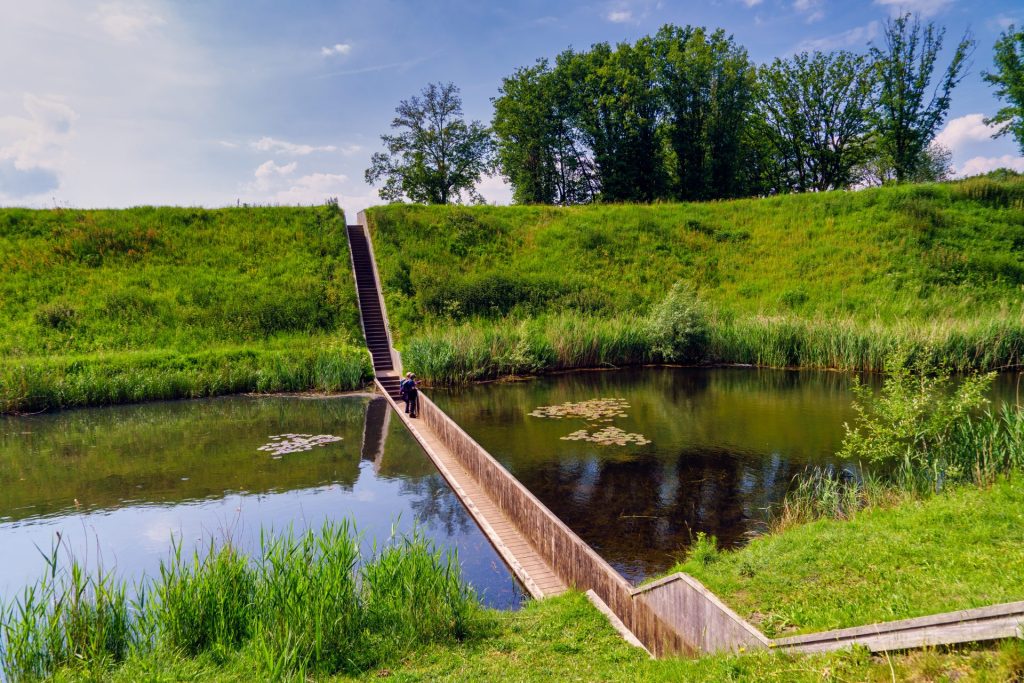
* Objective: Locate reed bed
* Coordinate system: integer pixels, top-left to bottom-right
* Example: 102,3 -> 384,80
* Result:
399,312 -> 1024,386
0,341 -> 372,413
0,522 -> 482,680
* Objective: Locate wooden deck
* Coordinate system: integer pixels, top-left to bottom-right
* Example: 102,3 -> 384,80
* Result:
376,377 -> 567,599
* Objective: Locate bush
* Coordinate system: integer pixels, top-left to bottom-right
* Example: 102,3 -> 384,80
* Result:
645,282 -> 709,363
839,354 -> 995,489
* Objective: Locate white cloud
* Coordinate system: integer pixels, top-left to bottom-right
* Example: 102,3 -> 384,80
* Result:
958,154 -> 1024,176
320,43 -> 352,57
935,114 -> 1001,152
797,21 -> 879,52
251,136 -> 338,156
607,10 -> 633,23
873,0 -> 953,18
92,2 -> 166,42
251,160 -> 297,191
0,94 -> 78,199
742,0 -> 763,6
793,0 -> 824,23
990,14 -> 1020,31
271,172 -> 349,203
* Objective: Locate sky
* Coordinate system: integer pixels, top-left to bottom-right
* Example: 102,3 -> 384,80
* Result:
1,0 -> 1022,214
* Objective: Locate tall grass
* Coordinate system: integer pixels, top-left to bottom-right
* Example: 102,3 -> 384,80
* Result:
399,310 -> 1024,386
0,522 -> 482,680
0,203 -> 367,412
0,341 -> 372,413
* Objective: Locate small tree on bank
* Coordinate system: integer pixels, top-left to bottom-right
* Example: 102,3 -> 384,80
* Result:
365,82 -> 494,204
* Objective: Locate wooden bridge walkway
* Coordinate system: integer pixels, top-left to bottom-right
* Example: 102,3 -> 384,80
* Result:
346,221 -> 565,599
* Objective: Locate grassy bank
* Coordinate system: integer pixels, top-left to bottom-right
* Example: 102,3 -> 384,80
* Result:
367,175 -> 1024,382
12,483 -> 1022,681
675,478 -> 1024,637
0,204 -> 370,412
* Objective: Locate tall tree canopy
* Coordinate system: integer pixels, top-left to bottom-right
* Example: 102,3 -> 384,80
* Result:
984,25 -> 1024,155
653,25 -> 757,200
759,51 -> 876,192
492,60 -> 596,205
870,14 -> 974,183
365,82 -> 494,204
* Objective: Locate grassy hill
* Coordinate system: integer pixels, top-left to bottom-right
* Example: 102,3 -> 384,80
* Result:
367,174 -> 1024,382
0,204 -> 370,412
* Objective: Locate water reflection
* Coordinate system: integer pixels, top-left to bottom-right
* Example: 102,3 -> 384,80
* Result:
435,367 -> 1021,583
0,395 -> 524,609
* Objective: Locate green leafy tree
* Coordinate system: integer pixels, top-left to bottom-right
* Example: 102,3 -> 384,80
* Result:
759,51 -> 876,192
870,14 -> 974,183
984,25 -> 1024,154
492,60 -> 596,204
653,25 -> 757,200
562,40 -> 667,202
365,83 -> 494,204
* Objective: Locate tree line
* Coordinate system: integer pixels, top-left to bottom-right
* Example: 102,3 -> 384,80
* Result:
366,15 -> 1024,204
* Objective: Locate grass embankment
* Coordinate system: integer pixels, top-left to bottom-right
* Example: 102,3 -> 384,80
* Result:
23,483 -> 1024,681
366,175 -> 1024,383
677,478 -> 1024,637
0,204 -> 370,412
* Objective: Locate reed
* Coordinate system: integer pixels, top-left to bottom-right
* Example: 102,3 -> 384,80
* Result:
0,341 -> 372,413
0,522 -> 482,680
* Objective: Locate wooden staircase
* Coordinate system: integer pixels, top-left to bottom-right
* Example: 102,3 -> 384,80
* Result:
346,224 -> 402,400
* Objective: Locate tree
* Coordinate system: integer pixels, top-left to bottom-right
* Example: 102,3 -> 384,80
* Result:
365,82 -> 494,204
759,51 -> 876,192
653,25 -> 758,200
870,14 -> 974,183
984,25 -> 1024,155
563,41 -> 667,202
492,60 -> 596,205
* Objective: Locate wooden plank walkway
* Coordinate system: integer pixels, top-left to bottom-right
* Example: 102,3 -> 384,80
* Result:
375,378 -> 567,600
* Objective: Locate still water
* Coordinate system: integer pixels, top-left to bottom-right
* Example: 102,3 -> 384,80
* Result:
0,395 -> 524,609
434,367 -> 1022,584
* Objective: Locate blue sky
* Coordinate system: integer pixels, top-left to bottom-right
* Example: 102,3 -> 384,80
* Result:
1,0 -> 1021,212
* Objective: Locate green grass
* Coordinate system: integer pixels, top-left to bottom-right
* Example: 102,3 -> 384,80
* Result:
367,175 -> 1024,381
0,204 -> 370,411
44,592 -> 1024,682
2,522 -> 480,680
673,478 -> 1024,637
26,483 -> 1024,681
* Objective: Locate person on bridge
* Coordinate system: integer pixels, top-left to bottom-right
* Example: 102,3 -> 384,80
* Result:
405,373 -> 421,418
400,372 -> 414,414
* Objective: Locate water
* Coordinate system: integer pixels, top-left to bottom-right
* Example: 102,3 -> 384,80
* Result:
434,367 -> 1022,584
0,395 -> 524,609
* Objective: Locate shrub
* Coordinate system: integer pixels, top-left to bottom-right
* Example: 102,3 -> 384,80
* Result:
839,354 -> 995,489
645,282 -> 709,363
